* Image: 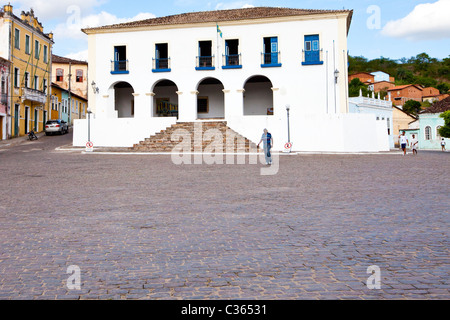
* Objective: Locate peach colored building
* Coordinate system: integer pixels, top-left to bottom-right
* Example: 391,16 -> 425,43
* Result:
52,54 -> 88,99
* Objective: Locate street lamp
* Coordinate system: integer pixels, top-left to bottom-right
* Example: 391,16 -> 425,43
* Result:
334,69 -> 340,84
91,81 -> 99,94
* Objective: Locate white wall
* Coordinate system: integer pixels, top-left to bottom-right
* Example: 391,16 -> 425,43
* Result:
73,117 -> 177,147
197,83 -> 224,119
244,82 -> 273,116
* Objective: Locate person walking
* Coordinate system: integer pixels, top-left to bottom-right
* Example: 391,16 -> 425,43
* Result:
257,129 -> 273,165
410,134 -> 418,156
399,131 -> 408,156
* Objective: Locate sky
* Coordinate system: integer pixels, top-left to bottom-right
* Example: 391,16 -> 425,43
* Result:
7,0 -> 450,62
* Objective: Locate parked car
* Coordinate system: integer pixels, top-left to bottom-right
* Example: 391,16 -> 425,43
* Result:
45,120 -> 69,135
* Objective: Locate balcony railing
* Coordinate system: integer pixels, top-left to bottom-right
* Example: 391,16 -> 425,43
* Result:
302,49 -> 324,65
196,56 -> 215,70
223,54 -> 242,69
156,101 -> 178,118
152,58 -> 171,72
22,87 -> 46,104
111,60 -> 129,74
261,52 -> 281,67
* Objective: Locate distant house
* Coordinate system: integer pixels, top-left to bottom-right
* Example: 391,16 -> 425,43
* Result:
368,80 -> 396,93
387,84 -> 423,107
348,72 -> 375,84
422,86 -> 449,103
52,54 -> 88,100
418,96 -> 450,150
371,71 -> 394,83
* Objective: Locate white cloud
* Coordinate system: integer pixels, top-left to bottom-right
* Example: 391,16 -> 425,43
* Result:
65,49 -> 89,61
53,11 -> 156,41
10,0 -> 106,20
215,2 -> 255,10
382,0 -> 450,41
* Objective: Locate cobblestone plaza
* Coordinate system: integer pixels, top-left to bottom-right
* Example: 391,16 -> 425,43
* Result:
0,134 -> 448,300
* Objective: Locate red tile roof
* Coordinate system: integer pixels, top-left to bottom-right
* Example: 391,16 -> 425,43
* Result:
421,96 -> 450,114
387,84 -> 423,91
82,7 -> 353,33
52,54 -> 88,65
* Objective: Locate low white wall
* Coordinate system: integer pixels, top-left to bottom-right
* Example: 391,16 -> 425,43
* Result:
73,117 -> 177,147
228,113 -> 390,152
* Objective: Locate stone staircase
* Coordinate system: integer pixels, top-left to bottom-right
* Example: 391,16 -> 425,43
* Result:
132,121 -> 258,153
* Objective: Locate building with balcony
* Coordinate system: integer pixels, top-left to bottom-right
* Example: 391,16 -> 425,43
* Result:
0,4 -> 53,137
74,7 -> 388,152
52,54 -> 88,100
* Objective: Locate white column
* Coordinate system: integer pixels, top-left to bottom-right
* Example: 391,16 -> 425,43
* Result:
178,90 -> 197,122
132,93 -> 149,119
224,89 -> 244,119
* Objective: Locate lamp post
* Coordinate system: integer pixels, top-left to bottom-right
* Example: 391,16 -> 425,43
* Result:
87,107 -> 92,142
286,104 -> 291,144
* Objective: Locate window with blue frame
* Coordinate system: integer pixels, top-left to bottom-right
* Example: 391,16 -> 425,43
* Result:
303,35 -> 323,65
196,41 -> 215,70
223,39 -> 241,69
153,43 -> 171,72
261,37 -> 281,67
111,46 -> 129,74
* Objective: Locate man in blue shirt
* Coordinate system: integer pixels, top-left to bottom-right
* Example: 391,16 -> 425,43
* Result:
257,129 -> 273,165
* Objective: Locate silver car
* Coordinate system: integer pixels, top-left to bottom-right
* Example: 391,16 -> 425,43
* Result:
45,120 -> 69,135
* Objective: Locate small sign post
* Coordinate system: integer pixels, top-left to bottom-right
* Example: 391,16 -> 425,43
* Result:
86,141 -> 94,153
284,142 -> 293,153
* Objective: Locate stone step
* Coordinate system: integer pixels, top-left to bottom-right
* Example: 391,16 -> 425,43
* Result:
132,121 -> 257,153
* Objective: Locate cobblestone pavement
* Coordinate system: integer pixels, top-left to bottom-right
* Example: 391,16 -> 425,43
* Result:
0,133 -> 449,300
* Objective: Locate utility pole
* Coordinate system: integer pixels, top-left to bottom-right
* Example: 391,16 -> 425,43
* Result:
68,62 -> 72,125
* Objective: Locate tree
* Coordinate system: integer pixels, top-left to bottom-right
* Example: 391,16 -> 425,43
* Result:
403,100 -> 422,116
439,111 -> 450,138
348,78 -> 370,97
437,83 -> 450,94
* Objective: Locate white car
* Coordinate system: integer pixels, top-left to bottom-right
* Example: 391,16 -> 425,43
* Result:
45,120 -> 69,135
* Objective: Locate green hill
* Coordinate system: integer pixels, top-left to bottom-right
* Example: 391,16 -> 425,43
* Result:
348,53 -> 450,94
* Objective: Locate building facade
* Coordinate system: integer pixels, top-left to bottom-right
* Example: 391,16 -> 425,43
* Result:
0,4 -> 53,137
74,7 -> 388,152
51,82 -> 87,123
418,96 -> 450,150
52,54 -> 88,100
0,56 -> 10,140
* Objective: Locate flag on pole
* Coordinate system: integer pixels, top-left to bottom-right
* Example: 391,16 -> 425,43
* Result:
217,24 -> 223,38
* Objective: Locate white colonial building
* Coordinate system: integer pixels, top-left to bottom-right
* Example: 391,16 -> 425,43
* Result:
74,7 -> 389,152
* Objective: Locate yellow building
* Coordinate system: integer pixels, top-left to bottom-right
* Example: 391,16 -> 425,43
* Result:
0,5 -> 53,137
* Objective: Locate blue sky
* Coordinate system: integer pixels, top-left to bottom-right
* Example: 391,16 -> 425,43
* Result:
9,0 -> 450,61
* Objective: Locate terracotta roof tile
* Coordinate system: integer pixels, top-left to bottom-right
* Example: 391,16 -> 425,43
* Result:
52,54 -> 88,65
82,7 -> 352,33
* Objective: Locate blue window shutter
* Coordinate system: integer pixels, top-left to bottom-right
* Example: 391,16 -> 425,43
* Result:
271,37 -> 278,64
305,35 -> 320,63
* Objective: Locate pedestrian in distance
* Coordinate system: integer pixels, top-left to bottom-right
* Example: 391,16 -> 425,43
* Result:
399,131 -> 408,156
257,129 -> 273,165
441,138 -> 446,152
410,134 -> 418,156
